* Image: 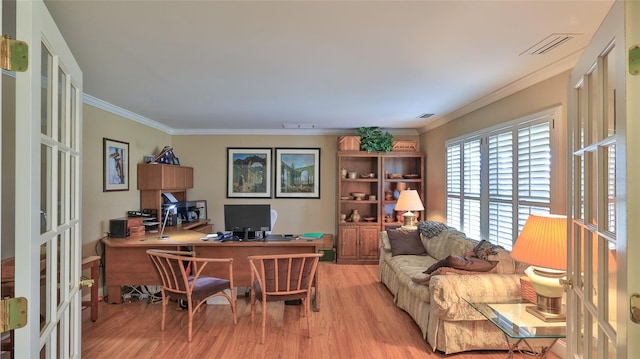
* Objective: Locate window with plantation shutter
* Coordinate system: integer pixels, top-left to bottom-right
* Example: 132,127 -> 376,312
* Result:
446,111 -> 554,248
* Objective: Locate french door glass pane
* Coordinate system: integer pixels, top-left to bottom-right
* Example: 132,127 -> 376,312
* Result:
41,144 -> 52,234
70,156 -> 77,220
586,151 -> 598,226
588,66 -> 599,144
604,49 -> 616,137
605,144 -> 616,233
57,67 -> 67,144
57,151 -> 66,226
70,85 -> 77,149
40,243 -> 49,334
41,44 -> 52,137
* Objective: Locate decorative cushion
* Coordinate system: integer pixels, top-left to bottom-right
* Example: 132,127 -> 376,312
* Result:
423,255 -> 498,274
387,228 -> 426,256
472,239 -> 496,260
417,220 -> 457,239
424,230 -> 475,260
471,239 -> 516,274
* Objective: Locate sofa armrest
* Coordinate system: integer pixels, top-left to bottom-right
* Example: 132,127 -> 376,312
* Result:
429,273 -> 522,321
379,231 -> 392,253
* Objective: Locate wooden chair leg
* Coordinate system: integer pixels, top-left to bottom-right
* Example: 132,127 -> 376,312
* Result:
161,292 -> 167,331
261,300 -> 267,344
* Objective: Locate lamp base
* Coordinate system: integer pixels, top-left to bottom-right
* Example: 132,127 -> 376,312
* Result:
402,211 -> 417,228
525,305 -> 566,322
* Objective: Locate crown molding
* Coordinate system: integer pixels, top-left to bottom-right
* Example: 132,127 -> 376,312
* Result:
83,94 -> 175,134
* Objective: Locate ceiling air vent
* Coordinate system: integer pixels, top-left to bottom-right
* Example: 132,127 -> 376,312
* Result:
418,113 -> 434,119
520,33 -> 580,56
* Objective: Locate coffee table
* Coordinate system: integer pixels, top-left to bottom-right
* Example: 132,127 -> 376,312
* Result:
464,299 -> 566,359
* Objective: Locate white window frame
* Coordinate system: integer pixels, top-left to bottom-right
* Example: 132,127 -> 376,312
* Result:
445,107 -> 562,249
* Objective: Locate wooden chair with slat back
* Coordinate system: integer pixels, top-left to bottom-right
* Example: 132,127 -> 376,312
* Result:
248,252 -> 322,344
146,249 -> 237,342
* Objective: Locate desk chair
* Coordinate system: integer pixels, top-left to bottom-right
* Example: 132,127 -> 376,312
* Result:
248,253 -> 322,343
146,249 -> 237,342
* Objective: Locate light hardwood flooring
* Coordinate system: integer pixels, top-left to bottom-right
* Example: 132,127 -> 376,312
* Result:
82,263 -> 560,358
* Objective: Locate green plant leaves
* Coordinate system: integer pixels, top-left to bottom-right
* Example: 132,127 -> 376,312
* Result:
357,127 -> 393,153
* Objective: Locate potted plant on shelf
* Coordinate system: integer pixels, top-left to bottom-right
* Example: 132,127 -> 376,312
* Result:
358,127 -> 394,153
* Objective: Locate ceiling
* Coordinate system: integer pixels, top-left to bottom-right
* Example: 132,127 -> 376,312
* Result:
42,0 -> 614,135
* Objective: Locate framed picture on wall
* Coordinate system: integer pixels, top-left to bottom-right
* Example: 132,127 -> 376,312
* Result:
275,148 -> 320,198
103,138 -> 129,192
227,148 -> 272,198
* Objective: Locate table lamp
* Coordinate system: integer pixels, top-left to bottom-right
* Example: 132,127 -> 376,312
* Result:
510,213 -> 567,322
394,190 -> 424,229
159,204 -> 176,239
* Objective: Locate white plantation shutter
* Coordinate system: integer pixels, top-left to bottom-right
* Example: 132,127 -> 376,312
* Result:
446,113 -> 553,249
463,139 -> 481,238
446,144 -> 462,229
518,122 -> 551,203
488,130 -> 513,247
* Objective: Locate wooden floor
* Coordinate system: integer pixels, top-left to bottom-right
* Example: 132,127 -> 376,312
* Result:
82,263 -> 559,358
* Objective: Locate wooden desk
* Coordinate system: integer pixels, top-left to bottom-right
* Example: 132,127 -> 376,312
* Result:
101,227 -> 327,311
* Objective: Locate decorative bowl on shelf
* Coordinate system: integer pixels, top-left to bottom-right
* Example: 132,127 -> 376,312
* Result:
351,192 -> 366,200
340,196 -> 350,200
403,174 -> 419,179
363,217 -> 376,222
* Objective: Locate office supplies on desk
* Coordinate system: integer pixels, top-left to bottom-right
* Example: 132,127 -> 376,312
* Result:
301,232 -> 323,239
265,234 -> 292,242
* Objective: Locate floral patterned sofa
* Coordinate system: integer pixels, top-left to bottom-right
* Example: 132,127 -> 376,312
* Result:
378,221 -> 527,354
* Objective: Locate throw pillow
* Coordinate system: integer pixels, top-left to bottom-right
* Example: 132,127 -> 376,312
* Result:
473,239 -> 499,260
423,254 -> 498,274
417,220 -> 457,239
387,228 -> 426,256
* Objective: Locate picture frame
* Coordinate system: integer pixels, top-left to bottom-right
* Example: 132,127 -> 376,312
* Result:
103,138 -> 129,192
227,148 -> 272,198
275,148 -> 320,198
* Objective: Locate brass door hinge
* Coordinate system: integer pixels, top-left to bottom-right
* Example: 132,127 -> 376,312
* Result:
0,35 -> 28,72
0,297 -> 27,334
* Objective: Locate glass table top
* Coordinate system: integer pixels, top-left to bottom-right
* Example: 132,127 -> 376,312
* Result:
464,299 -> 566,339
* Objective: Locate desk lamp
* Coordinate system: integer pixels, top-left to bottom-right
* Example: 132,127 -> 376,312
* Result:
159,204 -> 176,240
394,190 -> 424,229
510,213 -> 567,322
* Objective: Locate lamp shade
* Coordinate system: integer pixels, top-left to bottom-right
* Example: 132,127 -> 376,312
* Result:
394,190 -> 424,212
510,214 -> 567,271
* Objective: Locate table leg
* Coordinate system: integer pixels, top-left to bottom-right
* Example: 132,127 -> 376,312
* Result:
107,285 -> 122,304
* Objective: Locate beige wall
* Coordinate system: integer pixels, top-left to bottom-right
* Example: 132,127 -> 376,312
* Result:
82,105 -> 419,257
172,135 -> 339,236
420,71 -> 570,223
81,105 -> 171,255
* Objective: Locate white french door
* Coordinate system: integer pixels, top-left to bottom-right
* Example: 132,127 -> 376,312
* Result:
567,1 -> 639,358
13,0 -> 83,357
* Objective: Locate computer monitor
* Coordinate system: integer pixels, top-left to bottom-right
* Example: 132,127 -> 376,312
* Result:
224,204 -> 271,240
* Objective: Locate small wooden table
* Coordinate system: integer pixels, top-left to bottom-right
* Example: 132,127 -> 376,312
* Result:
101,228 -> 328,311
82,256 -> 101,322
